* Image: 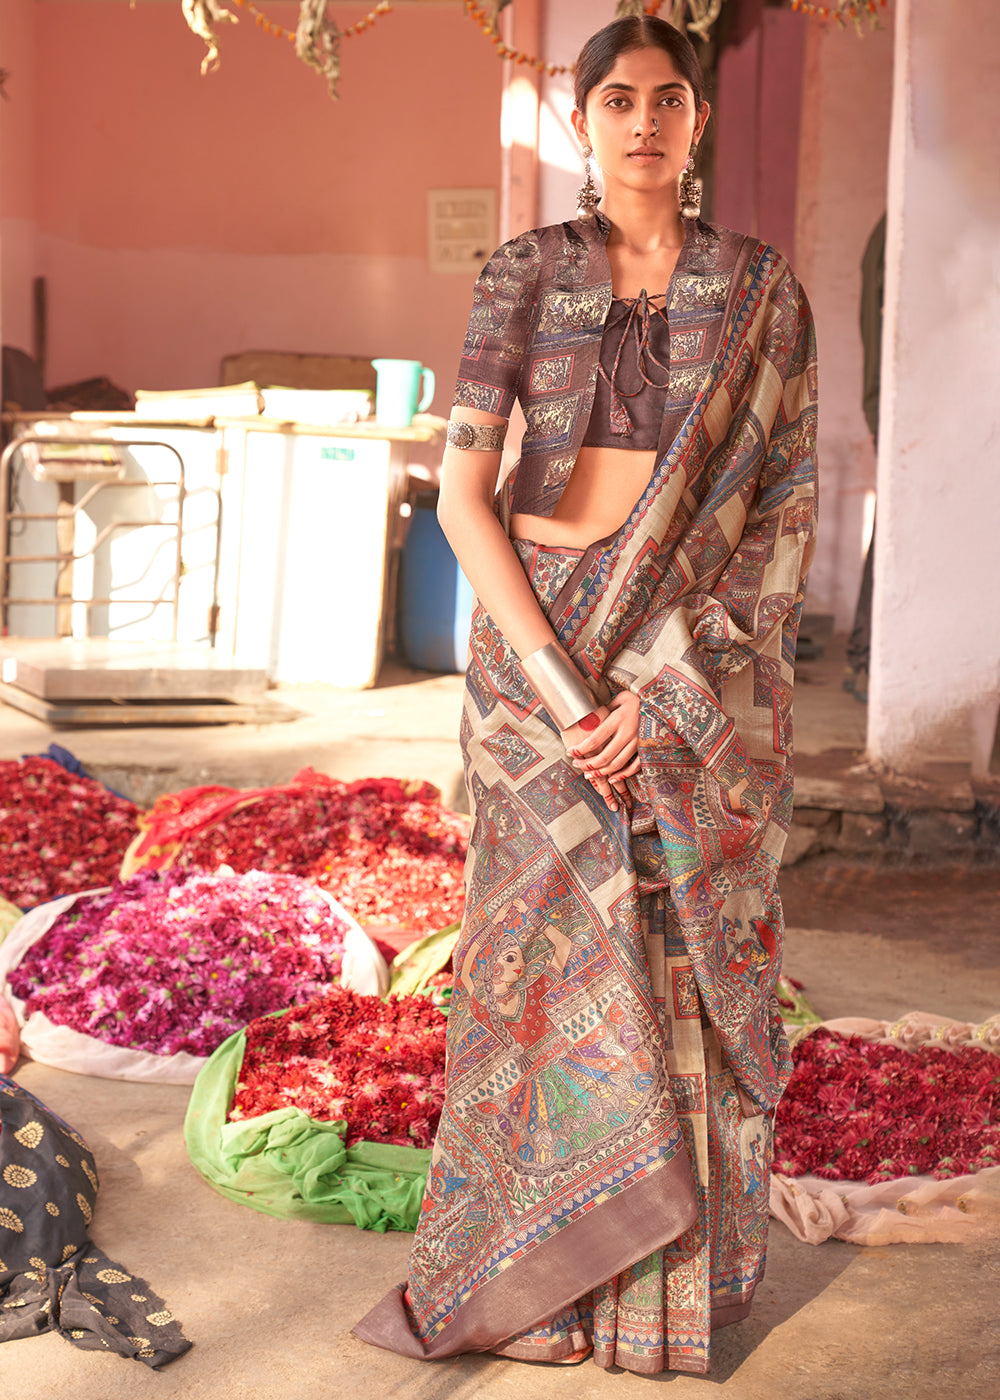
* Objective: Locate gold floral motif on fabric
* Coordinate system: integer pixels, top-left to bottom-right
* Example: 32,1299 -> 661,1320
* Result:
13,1121 -> 43,1149
2,1163 -> 36,1189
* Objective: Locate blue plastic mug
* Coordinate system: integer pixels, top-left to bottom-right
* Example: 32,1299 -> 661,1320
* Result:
372,359 -> 436,428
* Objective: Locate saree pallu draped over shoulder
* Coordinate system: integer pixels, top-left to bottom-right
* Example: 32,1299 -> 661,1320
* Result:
354,227 -> 818,1375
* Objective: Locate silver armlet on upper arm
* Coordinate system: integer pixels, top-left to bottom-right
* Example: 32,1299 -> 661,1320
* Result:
447,421 -> 507,452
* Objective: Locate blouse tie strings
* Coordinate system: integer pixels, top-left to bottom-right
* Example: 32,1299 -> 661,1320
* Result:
601,288 -> 671,437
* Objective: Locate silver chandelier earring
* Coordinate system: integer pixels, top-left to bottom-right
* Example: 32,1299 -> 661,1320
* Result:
577,145 -> 600,221
679,143 -> 702,221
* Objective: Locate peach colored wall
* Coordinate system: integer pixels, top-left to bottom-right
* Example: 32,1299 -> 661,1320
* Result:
4,2 -> 503,408
794,17 -> 894,629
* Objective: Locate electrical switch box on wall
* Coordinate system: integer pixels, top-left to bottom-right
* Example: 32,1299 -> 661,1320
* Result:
427,189 -> 497,275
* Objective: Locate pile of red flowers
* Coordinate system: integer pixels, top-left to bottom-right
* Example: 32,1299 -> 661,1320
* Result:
0,757 -> 138,908
773,1029 -> 1000,1184
229,985 -> 447,1148
9,869 -> 352,1058
167,775 -> 468,934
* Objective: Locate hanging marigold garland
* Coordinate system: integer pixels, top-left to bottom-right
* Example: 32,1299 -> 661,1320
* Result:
789,0 -> 888,29
460,1 -> 729,77
461,2 -> 571,76
188,0 -> 907,100
222,0 -> 390,45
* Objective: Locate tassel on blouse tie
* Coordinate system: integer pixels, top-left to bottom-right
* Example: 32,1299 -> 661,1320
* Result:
601,289 -> 671,437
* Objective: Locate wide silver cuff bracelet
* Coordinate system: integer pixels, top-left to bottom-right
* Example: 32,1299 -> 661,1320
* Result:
519,641 -> 596,731
446,421 -> 507,451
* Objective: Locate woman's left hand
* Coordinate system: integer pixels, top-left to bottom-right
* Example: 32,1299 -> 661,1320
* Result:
562,691 -> 641,810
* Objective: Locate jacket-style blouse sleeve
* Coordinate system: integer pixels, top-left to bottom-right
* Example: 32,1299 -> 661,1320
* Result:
452,233 -> 541,420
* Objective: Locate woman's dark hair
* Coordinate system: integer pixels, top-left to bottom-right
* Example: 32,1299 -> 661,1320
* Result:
574,16 -> 705,113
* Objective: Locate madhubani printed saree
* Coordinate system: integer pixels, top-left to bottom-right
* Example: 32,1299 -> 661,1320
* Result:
354,233 -> 817,1374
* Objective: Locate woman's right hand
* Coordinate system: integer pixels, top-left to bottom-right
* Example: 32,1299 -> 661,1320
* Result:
562,690 -> 641,814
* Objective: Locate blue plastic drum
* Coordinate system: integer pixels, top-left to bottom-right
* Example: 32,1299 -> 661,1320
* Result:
399,492 -> 475,673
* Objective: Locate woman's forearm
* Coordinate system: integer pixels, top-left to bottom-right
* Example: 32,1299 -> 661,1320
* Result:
437,489 -> 557,659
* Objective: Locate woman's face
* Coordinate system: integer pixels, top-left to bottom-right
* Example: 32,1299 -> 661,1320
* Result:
572,45 -> 709,203
494,946 -> 524,987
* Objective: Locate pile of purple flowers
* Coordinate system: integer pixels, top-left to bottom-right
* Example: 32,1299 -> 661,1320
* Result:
9,869 -> 351,1057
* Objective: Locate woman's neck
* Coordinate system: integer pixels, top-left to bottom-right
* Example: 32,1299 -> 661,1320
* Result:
599,190 -> 686,253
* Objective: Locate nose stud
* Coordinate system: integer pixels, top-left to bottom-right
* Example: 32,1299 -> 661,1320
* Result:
652,117 -> 659,135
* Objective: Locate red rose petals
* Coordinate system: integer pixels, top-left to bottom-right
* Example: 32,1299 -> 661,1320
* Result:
0,757 -> 138,908
166,775 -> 469,935
230,984 -> 448,1149
773,1029 -> 1000,1185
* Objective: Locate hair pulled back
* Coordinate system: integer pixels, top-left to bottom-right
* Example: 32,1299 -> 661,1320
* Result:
574,16 -> 705,114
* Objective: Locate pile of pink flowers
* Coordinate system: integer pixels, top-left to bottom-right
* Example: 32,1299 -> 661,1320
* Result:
163,775 -> 468,934
0,757 -> 138,908
229,985 -> 447,1149
773,1029 -> 1000,1184
9,869 -> 352,1058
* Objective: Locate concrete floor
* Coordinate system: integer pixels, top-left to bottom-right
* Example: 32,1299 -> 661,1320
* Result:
0,631 -> 871,800
3,866 -> 998,1400
0,634 -> 990,815
1,642 -> 998,1397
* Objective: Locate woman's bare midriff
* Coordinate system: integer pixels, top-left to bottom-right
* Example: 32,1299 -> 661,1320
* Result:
509,445 -> 657,548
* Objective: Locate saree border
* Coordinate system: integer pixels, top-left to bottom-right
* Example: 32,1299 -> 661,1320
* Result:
351,1147 -> 697,1360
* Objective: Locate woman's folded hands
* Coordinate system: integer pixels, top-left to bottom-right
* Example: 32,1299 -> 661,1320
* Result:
563,690 -> 641,814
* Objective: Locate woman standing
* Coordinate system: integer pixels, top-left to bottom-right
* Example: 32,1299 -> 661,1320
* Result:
355,15 -> 817,1375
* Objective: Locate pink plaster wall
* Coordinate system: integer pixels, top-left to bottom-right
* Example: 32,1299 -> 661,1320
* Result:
3,2 -> 503,406
869,0 -> 1000,771
713,9 -> 807,265
794,15 -> 894,628
0,0 -> 39,352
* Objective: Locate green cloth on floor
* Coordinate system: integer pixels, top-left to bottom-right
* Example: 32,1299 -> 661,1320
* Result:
184,1026 -> 430,1232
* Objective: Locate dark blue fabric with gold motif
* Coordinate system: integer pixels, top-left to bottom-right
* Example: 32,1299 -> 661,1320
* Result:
0,1074 -> 191,1367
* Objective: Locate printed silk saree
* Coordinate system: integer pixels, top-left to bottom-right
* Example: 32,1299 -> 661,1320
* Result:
355,237 -> 818,1374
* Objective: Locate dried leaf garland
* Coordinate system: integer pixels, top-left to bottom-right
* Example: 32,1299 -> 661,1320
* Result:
182,0 -> 238,76
295,0 -> 342,98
